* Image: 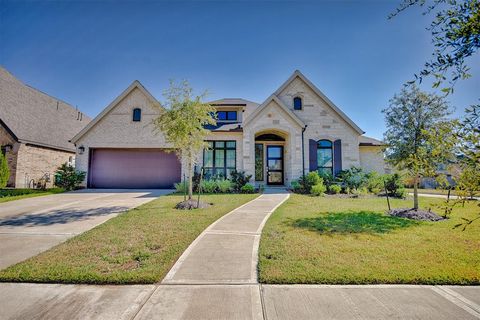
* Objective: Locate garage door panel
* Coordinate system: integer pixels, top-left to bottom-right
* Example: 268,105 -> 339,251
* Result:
90,149 -> 181,189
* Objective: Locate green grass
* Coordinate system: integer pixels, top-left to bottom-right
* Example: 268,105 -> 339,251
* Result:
259,194 -> 480,285
0,188 -> 65,203
0,193 -> 257,284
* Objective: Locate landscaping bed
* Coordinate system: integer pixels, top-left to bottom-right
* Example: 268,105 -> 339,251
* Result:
0,193 -> 257,284
259,194 -> 480,285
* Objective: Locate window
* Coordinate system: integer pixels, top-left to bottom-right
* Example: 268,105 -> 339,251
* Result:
133,108 -> 142,121
317,140 -> 333,175
203,141 -> 236,178
293,97 -> 302,110
216,111 -> 237,121
255,144 -> 264,181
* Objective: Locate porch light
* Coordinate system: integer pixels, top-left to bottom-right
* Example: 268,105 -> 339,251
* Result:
78,145 -> 85,154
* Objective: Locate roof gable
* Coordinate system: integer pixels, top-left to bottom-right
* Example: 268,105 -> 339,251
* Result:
243,95 -> 305,128
275,70 -> 364,135
71,80 -> 161,143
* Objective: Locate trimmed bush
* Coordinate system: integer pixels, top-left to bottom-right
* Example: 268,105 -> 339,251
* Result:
318,171 -> 334,187
230,170 -> 252,192
54,163 -> 85,191
311,181 -> 327,196
337,167 -> 368,191
384,173 -> 406,198
241,183 -> 255,194
0,152 -> 9,188
200,179 -> 217,193
216,179 -> 232,193
365,171 -> 383,194
328,184 -> 342,194
174,181 -> 189,193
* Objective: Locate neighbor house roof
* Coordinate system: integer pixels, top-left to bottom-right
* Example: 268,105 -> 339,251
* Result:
274,70 -> 365,135
359,136 -> 384,146
0,66 -> 91,152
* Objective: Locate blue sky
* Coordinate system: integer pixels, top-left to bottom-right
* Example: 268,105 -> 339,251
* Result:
1,0 -> 479,139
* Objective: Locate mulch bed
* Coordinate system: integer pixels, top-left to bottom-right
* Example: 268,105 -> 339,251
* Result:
175,199 -> 212,210
388,208 -> 445,221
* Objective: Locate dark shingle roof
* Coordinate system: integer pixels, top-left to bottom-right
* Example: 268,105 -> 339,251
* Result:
0,67 -> 91,152
359,136 -> 384,146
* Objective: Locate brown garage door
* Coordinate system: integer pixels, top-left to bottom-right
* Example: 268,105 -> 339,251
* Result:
89,148 -> 181,189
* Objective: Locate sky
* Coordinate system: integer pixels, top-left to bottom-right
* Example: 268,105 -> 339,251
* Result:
1,0 -> 479,140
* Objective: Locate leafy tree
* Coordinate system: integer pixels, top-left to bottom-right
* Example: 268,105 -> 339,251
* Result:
390,0 -> 480,93
152,80 -> 216,205
383,85 -> 458,209
0,152 -> 10,188
54,163 -> 85,191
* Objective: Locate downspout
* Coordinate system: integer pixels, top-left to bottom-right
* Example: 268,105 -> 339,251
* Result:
301,125 -> 308,179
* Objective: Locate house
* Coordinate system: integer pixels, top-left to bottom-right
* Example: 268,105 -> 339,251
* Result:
71,70 -> 385,189
0,67 -> 91,188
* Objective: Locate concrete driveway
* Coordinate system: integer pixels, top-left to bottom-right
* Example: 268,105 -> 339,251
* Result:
0,189 -> 171,269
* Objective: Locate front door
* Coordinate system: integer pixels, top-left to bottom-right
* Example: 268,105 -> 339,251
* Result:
266,145 -> 284,185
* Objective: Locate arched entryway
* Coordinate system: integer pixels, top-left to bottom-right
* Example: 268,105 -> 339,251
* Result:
254,130 -> 287,186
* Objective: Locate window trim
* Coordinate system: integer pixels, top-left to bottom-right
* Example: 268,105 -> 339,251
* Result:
203,140 -> 236,178
293,97 -> 302,110
132,108 -> 142,122
216,110 -> 238,121
317,139 -> 333,175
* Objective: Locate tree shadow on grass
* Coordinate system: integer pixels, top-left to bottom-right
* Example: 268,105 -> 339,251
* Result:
291,211 -> 420,235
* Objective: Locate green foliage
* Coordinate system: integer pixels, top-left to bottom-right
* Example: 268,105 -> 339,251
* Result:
0,152 -> 9,188
200,179 -> 217,193
365,171 -> 383,194
384,173 -> 406,198
0,188 -> 63,198
152,80 -> 216,200
230,170 -> 252,192
337,167 -> 368,191
456,165 -> 480,199
54,163 -> 85,191
216,178 -> 233,193
383,84 -> 458,208
311,181 -> 327,196
317,171 -> 334,187
390,0 -> 480,93
241,183 -> 255,194
328,184 -> 342,194
174,181 -> 189,193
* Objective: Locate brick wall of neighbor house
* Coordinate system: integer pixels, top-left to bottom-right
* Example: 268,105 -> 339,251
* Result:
15,144 -> 74,188
0,124 -> 18,187
275,77 -> 361,173
359,146 -> 385,173
75,87 -> 172,186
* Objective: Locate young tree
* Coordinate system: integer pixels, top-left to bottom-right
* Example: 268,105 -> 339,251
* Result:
152,80 -> 216,207
383,85 -> 458,209
0,152 -> 10,188
390,0 -> 480,94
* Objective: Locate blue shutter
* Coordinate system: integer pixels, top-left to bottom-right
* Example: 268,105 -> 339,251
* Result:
309,139 -> 318,172
333,139 -> 342,176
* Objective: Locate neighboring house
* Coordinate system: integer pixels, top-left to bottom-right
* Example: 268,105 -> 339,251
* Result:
0,67 -> 91,188
72,70 -> 385,189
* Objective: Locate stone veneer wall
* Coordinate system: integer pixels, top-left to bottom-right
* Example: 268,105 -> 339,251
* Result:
0,124 -> 18,187
14,144 -> 74,188
359,146 -> 386,174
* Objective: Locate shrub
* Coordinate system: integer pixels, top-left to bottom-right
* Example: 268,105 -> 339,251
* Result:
328,184 -> 342,194
311,181 -> 327,196
0,152 -> 9,188
317,171 -> 334,187
174,181 -> 189,193
230,170 -> 252,192
54,163 -> 85,191
384,173 -> 405,198
291,180 -> 303,193
337,167 -> 367,191
241,183 -> 255,194
216,178 -> 232,193
200,179 -> 217,193
365,171 -> 383,194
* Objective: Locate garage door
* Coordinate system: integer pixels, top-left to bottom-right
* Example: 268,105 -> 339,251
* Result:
89,148 -> 181,188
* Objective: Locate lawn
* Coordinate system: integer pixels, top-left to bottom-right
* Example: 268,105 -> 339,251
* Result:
0,188 -> 64,203
259,194 -> 480,285
0,193 -> 257,284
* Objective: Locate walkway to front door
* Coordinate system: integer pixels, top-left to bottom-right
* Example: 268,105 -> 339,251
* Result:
162,191 -> 290,284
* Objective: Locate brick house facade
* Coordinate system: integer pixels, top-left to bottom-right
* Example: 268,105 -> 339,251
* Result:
0,67 -> 90,188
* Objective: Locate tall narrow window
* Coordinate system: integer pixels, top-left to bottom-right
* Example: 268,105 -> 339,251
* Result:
255,144 -> 264,181
133,108 -> 142,121
317,140 -> 333,175
203,141 -> 236,178
293,97 -> 302,110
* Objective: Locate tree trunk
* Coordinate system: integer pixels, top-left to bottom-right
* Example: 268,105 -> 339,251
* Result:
188,158 -> 193,200
413,175 -> 419,210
